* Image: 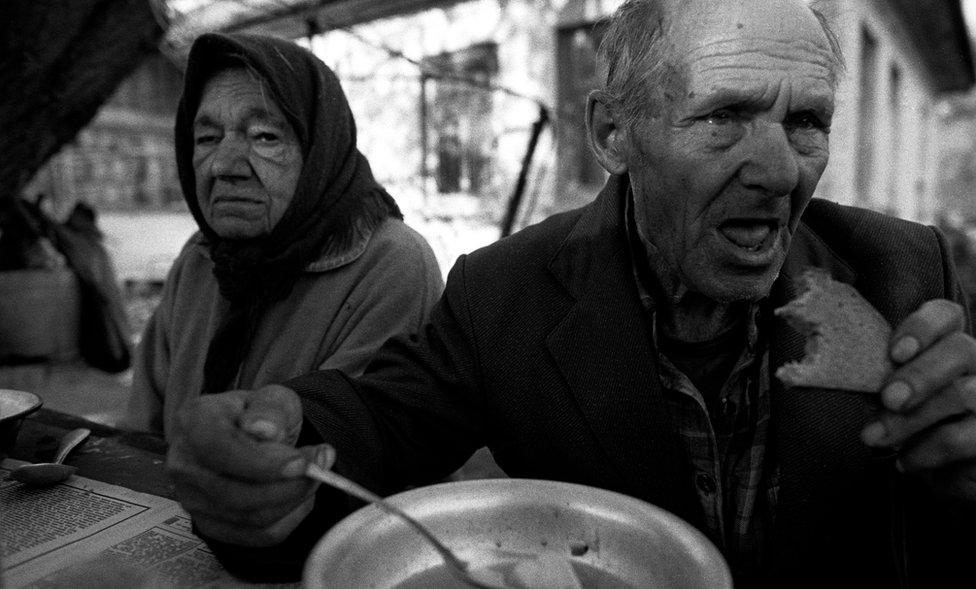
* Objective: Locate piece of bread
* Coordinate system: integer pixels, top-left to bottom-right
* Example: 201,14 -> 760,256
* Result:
774,268 -> 893,392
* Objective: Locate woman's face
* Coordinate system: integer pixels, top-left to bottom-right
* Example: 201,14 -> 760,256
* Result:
192,68 -> 303,240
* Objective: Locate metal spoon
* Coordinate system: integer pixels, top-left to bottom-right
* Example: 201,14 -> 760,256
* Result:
305,462 -> 513,589
10,427 -> 91,485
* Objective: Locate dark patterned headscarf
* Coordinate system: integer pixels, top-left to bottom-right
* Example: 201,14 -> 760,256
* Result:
174,32 -> 401,395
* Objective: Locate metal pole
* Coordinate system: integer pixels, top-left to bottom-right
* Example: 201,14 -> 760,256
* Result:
500,105 -> 549,238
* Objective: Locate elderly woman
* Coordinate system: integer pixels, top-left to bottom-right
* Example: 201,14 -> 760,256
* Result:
127,33 -> 443,437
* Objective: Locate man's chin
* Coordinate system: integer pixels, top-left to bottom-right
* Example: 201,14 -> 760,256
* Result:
691,269 -> 779,304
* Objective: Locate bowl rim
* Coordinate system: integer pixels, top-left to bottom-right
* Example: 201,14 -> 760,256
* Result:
303,477 -> 733,588
0,389 -> 44,423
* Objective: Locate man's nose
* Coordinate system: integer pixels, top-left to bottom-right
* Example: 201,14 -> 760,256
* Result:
210,137 -> 251,178
737,121 -> 800,196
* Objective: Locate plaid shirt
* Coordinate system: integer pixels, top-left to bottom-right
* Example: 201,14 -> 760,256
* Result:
625,197 -> 778,582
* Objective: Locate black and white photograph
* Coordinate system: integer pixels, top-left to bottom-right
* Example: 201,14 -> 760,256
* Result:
3,0 -> 976,587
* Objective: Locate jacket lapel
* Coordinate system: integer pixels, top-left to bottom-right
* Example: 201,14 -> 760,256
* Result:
769,225 -> 885,552
544,177 -> 696,518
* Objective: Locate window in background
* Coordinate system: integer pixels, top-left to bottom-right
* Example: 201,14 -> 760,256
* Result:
555,21 -> 608,201
856,26 -> 880,207
887,64 -> 903,211
421,42 -> 499,195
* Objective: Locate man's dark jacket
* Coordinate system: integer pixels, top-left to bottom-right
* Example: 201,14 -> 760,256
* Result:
216,176 -> 976,587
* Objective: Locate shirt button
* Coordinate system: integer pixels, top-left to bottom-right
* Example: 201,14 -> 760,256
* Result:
695,473 -> 717,494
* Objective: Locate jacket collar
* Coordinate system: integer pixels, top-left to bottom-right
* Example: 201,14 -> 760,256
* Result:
768,222 -> 886,552
304,219 -> 376,272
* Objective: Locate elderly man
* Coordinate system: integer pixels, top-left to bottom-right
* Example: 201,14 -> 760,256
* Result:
168,0 -> 976,586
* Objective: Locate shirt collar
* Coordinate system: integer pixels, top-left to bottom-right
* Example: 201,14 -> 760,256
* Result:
304,219 -> 376,272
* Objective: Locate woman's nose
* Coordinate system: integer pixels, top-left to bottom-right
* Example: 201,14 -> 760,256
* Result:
210,137 -> 251,178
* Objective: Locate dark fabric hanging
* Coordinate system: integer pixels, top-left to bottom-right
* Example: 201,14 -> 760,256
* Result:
0,0 -> 164,200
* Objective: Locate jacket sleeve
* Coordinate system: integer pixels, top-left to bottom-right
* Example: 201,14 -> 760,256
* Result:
204,254 -> 486,582
125,270 -> 182,434
293,252 -> 489,493
931,224 -> 974,335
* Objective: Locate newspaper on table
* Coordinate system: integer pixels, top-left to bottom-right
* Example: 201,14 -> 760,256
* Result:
0,459 -> 299,589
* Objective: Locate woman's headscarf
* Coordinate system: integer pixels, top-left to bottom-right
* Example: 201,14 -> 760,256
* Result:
174,32 -> 401,395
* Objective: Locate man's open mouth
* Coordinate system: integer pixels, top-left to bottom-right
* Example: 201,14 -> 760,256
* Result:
718,220 -> 779,252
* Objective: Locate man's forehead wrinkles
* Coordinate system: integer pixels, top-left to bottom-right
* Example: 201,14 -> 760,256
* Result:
683,70 -> 835,113
693,76 -> 834,109
684,37 -> 834,64
692,61 -> 834,82
684,50 -> 836,88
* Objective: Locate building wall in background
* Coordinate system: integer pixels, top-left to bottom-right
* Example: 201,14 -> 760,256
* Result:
814,0 -> 945,222
24,55 -> 185,219
302,0 -> 563,273
935,97 -> 976,220
22,54 -> 195,284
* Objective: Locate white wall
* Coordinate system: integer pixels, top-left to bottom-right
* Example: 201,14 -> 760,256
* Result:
816,0 -> 941,221
99,212 -> 197,283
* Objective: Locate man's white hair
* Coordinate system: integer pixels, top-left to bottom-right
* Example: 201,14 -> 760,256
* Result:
595,0 -> 845,131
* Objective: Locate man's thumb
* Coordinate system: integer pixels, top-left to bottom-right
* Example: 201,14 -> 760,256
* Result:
238,385 -> 303,444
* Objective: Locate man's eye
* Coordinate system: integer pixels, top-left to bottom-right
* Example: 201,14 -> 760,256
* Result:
194,134 -> 218,146
704,109 -> 738,125
786,112 -> 829,133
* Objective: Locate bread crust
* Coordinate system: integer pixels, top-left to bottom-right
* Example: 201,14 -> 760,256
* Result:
774,268 -> 893,392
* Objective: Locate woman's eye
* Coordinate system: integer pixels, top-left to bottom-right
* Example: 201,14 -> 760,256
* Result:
252,130 -> 280,143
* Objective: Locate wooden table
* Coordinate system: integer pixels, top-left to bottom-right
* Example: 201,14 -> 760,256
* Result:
1,410 -> 287,588
8,407 -> 173,499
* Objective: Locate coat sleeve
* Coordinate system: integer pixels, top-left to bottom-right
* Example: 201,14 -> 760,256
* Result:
932,224 -> 974,335
315,221 -> 444,377
124,263 -> 182,434
204,254 -> 487,582
291,252 -> 490,493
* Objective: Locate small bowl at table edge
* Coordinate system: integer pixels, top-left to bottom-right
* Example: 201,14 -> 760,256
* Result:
0,389 -> 44,459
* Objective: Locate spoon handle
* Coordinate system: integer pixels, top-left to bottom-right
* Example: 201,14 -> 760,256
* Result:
53,428 -> 91,464
305,463 -> 471,573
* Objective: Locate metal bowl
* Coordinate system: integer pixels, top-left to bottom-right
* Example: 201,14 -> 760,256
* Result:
304,478 -> 732,589
0,389 -> 43,460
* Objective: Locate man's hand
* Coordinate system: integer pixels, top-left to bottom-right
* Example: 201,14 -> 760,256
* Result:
861,299 -> 976,500
167,384 -> 331,546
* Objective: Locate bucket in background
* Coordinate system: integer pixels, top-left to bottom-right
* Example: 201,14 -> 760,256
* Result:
0,268 -> 81,363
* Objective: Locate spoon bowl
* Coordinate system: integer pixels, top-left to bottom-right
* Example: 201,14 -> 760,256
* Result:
10,427 -> 91,485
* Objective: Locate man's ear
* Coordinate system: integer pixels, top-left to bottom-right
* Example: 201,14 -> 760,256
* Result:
585,90 -> 630,175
